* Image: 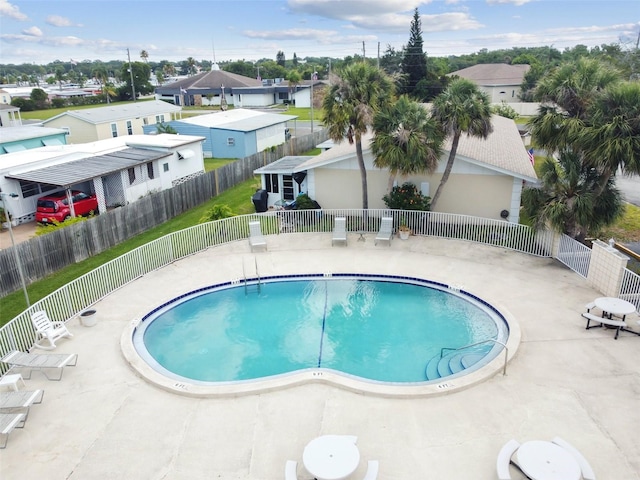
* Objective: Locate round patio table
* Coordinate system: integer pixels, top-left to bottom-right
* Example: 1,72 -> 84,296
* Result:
516,440 -> 581,480
303,435 -> 360,480
594,297 -> 636,320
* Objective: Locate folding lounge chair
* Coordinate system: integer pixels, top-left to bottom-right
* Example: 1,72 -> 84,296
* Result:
248,221 -> 267,252
0,390 -> 44,421
0,412 -> 26,448
284,459 -> 298,480
30,310 -> 73,350
332,217 -> 347,246
1,350 -> 78,381
496,439 -> 521,480
374,217 -> 393,246
363,460 -> 379,480
552,437 -> 596,480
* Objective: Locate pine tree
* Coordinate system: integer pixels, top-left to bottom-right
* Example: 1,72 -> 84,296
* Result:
402,8 -> 427,97
293,53 -> 298,67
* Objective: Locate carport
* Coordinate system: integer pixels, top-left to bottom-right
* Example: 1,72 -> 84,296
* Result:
6,148 -> 171,217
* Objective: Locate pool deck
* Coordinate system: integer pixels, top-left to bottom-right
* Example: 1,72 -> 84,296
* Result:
1,233 -> 639,480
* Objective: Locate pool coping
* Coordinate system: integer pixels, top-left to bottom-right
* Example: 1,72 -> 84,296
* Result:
120,276 -> 522,398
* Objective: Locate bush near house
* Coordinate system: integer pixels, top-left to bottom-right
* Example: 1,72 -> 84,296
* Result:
382,182 -> 431,211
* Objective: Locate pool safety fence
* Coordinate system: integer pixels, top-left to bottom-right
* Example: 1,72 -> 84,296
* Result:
1,209 -> 638,369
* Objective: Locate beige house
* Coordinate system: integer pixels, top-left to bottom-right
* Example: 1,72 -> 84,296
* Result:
255,115 -> 537,223
42,100 -> 182,144
447,64 -> 530,103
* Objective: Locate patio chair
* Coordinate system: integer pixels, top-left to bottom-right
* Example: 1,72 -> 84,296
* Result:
284,459 -> 298,480
374,217 -> 393,246
0,390 -> 44,421
1,350 -> 78,381
362,460 -> 379,480
551,437 -> 596,480
248,221 -> 267,252
30,310 -> 73,350
332,217 -> 347,246
496,439 -> 520,480
0,412 -> 26,448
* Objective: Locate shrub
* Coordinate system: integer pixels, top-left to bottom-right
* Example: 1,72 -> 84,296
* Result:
199,204 -> 234,223
293,193 -> 319,210
382,182 -> 431,211
492,101 -> 519,120
35,215 -> 90,235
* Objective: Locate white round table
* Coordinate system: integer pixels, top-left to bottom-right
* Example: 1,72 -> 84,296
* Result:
594,297 -> 636,319
516,440 -> 581,480
303,435 -> 360,480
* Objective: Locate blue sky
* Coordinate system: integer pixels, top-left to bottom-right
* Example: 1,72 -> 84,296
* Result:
1,0 -> 638,65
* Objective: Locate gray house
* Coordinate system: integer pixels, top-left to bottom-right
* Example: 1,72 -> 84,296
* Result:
447,64 -> 530,103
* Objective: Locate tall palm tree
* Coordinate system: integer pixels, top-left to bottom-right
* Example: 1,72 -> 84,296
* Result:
521,151 -> 624,241
372,95 -> 444,192
429,78 -> 493,209
322,63 -> 395,209
140,50 -> 149,63
186,57 -> 197,76
579,81 -> 640,191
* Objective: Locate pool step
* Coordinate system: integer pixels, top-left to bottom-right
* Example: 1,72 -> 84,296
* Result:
425,355 -> 441,380
425,351 -> 488,381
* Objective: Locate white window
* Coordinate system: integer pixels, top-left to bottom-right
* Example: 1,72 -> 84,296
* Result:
110,123 -> 118,137
126,120 -> 133,135
155,115 -> 165,124
163,163 -> 169,172
227,137 -> 235,146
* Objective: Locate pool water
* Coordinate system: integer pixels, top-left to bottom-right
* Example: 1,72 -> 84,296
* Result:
136,276 -> 507,384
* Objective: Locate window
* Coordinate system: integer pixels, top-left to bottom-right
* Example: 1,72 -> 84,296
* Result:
265,174 -> 279,194
110,123 -> 118,138
155,115 -> 165,124
278,92 -> 289,100
163,163 -> 169,172
282,175 -> 295,200
19,181 -> 40,198
147,162 -> 155,179
143,117 -> 149,125
128,167 -> 136,184
227,137 -> 235,146
126,120 -> 133,135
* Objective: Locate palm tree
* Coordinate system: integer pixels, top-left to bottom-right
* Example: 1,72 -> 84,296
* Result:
372,95 -> 444,192
429,78 -> 493,209
186,57 -> 197,76
140,50 -> 149,63
287,70 -> 301,104
322,63 -> 395,209
521,151 -> 624,242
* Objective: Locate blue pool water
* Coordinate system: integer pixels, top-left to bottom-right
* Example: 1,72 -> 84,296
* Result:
134,275 -> 508,384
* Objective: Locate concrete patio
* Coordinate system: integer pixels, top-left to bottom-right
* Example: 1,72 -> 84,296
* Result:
1,233 -> 638,479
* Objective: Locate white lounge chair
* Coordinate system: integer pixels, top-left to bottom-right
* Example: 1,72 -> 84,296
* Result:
0,390 -> 44,421
1,350 -> 78,381
332,217 -> 347,246
248,221 -> 267,252
284,459 -> 297,480
552,437 -> 596,480
374,217 -> 393,246
0,412 -> 26,448
30,310 -> 73,350
496,439 -> 520,480
363,460 -> 379,480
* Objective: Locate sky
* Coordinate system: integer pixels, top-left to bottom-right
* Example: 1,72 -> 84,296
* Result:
0,0 -> 638,66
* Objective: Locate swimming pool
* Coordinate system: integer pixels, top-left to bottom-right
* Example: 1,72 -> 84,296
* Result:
130,274 -> 510,394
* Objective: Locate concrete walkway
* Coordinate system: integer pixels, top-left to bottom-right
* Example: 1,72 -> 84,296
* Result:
1,234 -> 638,479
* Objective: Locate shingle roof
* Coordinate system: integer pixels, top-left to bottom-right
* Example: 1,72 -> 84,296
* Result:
447,63 -> 530,86
156,70 -> 262,93
42,100 -> 181,125
294,115 -> 537,181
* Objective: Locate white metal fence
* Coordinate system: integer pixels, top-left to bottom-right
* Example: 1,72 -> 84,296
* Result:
0,209 -> 555,368
620,268 -> 640,310
556,233 -> 592,278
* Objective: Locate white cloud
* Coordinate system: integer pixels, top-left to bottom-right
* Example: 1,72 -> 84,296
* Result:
422,12 -> 484,32
287,0 -> 425,20
22,26 -> 42,37
0,0 -> 27,20
46,15 -> 82,27
486,0 -> 533,5
244,28 -> 339,41
1,33 -> 85,47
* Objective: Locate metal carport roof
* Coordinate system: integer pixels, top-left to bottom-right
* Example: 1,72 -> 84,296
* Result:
5,147 -> 172,187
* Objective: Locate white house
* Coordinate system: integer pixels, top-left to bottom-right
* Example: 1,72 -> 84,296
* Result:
0,134 -> 205,225
254,115 -> 537,223
41,100 -> 183,144
447,64 -> 530,103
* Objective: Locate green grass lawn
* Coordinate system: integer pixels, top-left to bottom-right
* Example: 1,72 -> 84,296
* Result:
19,99 -> 152,121
204,158 -> 236,172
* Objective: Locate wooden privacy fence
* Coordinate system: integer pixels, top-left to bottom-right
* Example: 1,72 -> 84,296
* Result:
0,130 -> 328,297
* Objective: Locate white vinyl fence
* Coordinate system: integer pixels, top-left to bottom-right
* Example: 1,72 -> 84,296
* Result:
556,233 -> 592,278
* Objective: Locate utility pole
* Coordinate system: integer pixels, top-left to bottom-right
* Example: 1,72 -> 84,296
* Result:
377,42 -> 380,69
127,48 -> 136,101
362,41 -> 365,59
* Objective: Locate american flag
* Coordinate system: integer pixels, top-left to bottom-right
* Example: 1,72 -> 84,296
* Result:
180,88 -> 187,94
528,148 -> 535,165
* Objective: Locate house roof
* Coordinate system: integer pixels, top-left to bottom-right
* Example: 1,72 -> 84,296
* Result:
42,100 -> 181,125
289,115 -> 537,182
176,108 -> 297,132
155,69 -> 262,94
254,156 -> 314,174
0,104 -> 20,112
0,126 -> 67,143
6,148 -> 172,187
447,63 -> 530,86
